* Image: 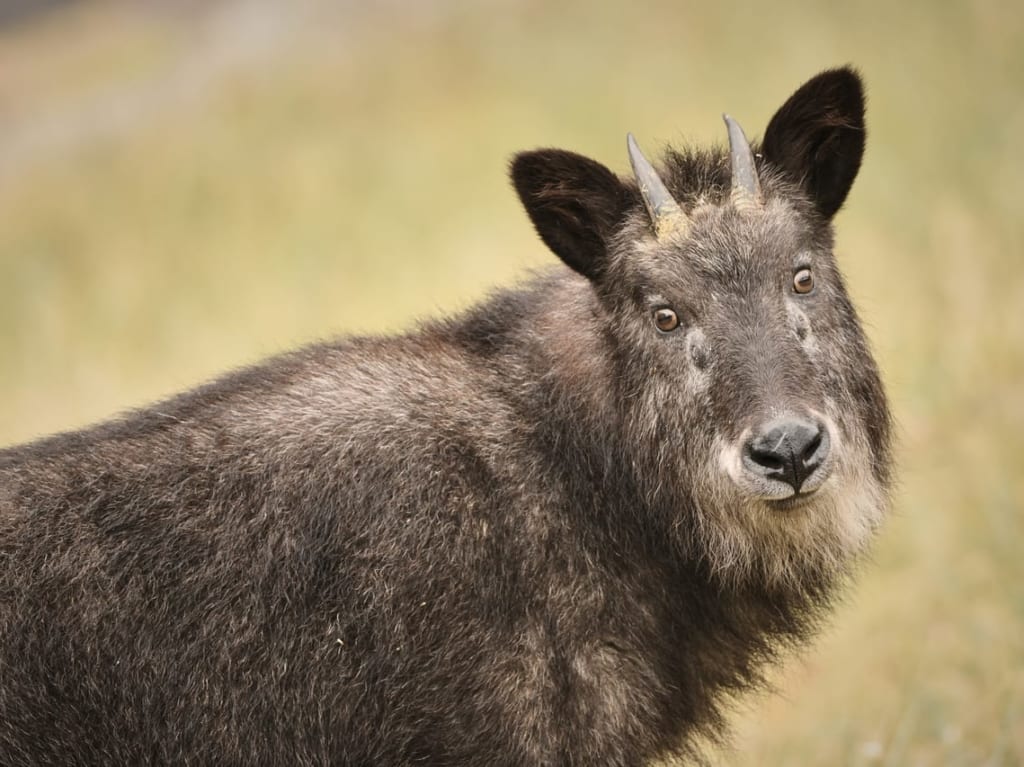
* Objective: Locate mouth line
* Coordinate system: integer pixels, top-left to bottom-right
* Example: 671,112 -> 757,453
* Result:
764,491 -> 819,512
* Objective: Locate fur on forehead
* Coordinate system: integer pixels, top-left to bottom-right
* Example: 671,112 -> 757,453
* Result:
642,144 -> 821,226
610,145 -> 832,276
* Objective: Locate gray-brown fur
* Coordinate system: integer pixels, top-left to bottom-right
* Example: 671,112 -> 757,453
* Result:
0,68 -> 891,765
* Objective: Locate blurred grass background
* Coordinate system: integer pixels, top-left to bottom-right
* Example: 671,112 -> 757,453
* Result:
0,0 -> 1021,763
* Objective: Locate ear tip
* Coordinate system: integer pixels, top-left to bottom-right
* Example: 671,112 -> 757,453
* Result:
836,64 -> 865,81
508,151 -> 532,183
819,66 -> 866,99
508,149 -> 562,183
509,150 -> 555,196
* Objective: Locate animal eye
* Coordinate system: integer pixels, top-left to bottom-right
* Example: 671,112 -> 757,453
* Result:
793,268 -> 814,294
653,308 -> 680,333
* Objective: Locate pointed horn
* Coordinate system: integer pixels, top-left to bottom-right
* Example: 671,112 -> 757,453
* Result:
723,114 -> 762,211
626,133 -> 688,239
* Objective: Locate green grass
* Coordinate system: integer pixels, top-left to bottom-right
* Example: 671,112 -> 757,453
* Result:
1,0 -> 1021,762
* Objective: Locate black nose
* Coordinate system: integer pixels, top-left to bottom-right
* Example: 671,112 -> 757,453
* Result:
743,417 -> 829,493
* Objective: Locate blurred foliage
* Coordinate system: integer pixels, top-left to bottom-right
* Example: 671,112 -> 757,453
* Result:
0,0 -> 1021,763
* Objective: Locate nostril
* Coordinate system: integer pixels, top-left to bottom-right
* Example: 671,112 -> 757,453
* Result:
747,445 -> 785,472
802,431 -> 822,463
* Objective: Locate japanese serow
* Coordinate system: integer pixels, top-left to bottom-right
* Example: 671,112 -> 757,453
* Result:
0,67 -> 891,765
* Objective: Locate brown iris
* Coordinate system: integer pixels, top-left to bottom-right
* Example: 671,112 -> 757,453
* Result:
653,308 -> 680,332
793,268 -> 814,294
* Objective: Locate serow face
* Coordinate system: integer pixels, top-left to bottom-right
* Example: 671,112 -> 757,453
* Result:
512,68 -> 892,591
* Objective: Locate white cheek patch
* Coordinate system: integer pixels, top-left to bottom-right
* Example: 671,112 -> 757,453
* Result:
717,430 -> 748,487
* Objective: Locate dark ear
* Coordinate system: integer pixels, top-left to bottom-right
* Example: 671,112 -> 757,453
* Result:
511,149 -> 632,280
762,67 -> 866,219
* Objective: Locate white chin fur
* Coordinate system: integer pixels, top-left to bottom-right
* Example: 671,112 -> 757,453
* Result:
703,417 -> 886,590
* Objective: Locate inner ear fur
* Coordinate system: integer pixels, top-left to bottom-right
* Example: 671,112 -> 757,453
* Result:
762,67 -> 866,219
511,149 -> 633,280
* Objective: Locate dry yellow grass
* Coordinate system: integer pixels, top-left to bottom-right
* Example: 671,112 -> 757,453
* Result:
1,1 -> 1021,763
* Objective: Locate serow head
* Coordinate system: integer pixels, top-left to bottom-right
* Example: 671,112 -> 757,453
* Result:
511,67 -> 893,590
